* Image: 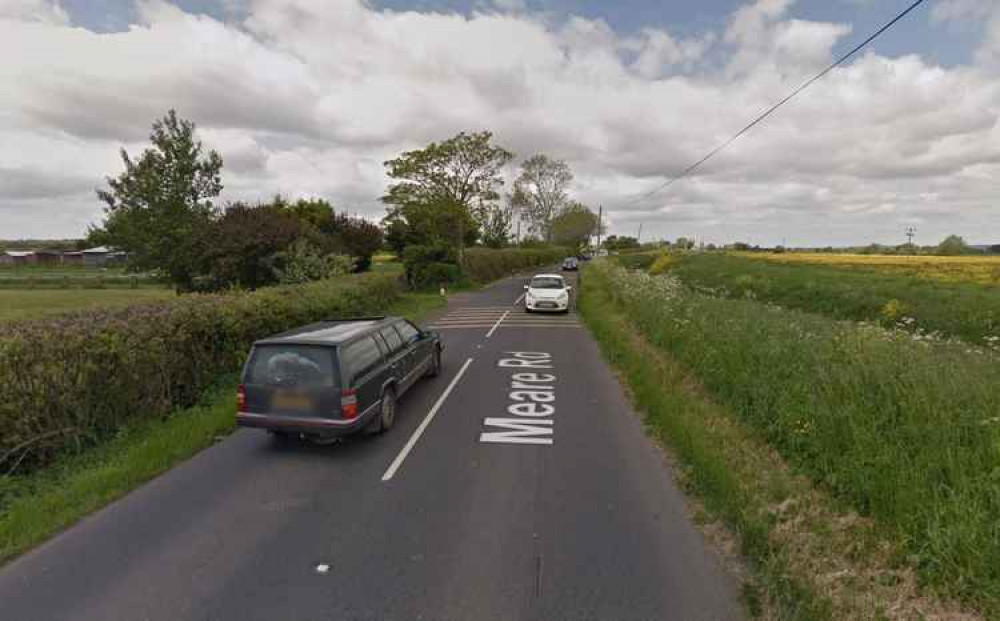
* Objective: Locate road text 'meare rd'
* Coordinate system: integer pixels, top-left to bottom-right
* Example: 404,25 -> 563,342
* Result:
480,352 -> 554,445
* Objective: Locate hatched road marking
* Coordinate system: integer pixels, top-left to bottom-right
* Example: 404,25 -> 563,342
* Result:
429,307 -> 581,331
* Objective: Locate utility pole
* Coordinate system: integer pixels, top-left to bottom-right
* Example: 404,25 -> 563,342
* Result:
905,226 -> 916,246
637,223 -> 643,244
596,205 -> 603,250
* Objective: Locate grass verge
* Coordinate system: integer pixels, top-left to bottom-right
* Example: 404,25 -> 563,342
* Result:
578,264 -> 984,621
0,290 -> 446,567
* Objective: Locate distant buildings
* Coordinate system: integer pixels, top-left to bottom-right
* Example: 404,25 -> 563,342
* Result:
0,247 -> 126,267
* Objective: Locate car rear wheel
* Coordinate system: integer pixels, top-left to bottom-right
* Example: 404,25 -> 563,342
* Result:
378,388 -> 396,433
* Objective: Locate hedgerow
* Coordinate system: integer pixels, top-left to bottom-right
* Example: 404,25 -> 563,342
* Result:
461,247 -> 566,283
0,273 -> 400,473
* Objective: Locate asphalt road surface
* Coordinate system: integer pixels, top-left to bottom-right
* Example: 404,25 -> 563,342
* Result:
0,270 -> 744,621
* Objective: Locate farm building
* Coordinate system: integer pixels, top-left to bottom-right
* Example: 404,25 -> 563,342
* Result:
62,251 -> 84,265
34,250 -> 63,265
0,251 -> 37,266
81,246 -> 126,267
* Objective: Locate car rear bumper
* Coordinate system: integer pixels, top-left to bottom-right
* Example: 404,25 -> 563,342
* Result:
526,300 -> 569,312
236,404 -> 378,437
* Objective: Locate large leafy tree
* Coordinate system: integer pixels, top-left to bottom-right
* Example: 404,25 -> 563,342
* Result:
550,202 -> 598,249
510,154 -> 573,241
96,110 -> 223,290
382,131 -> 512,258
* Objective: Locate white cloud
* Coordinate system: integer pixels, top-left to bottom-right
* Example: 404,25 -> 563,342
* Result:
0,0 -> 68,25
0,0 -> 998,245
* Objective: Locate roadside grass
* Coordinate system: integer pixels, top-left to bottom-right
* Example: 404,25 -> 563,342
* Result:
578,264 -> 985,621
0,288 -> 174,321
0,290 -> 446,567
669,253 -> 1000,346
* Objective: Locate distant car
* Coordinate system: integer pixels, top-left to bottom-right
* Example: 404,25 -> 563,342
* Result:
562,257 -> 579,271
524,274 -> 572,313
236,316 -> 442,442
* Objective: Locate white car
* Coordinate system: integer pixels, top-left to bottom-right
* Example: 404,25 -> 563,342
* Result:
524,274 -> 572,313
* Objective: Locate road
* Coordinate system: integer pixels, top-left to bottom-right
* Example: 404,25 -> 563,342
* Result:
0,270 -> 743,621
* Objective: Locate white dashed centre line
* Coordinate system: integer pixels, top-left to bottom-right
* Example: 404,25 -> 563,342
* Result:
381,357 -> 475,482
485,311 -> 510,339
514,293 -> 525,305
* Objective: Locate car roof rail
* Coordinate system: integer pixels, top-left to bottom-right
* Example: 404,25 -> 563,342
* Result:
323,316 -> 387,323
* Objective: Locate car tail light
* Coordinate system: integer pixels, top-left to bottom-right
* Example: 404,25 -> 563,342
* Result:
341,388 -> 358,420
237,385 -> 247,413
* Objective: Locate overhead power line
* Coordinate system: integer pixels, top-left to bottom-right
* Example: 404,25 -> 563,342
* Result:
622,0 -> 928,209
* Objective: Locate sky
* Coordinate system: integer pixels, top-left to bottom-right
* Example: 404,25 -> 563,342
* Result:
0,0 -> 998,246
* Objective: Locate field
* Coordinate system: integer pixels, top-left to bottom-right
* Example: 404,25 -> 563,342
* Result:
743,252 -> 1000,285
586,259 -> 1000,616
667,252 -> 1000,346
0,289 -> 174,322
0,266 -> 159,289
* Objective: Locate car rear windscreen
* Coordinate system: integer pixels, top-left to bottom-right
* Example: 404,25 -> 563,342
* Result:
245,346 -> 337,388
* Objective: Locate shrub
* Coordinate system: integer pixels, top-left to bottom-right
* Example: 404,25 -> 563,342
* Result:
462,247 -> 565,282
0,273 -> 401,474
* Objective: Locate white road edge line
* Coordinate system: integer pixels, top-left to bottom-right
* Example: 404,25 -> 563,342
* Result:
381,357 -> 475,482
485,311 -> 510,339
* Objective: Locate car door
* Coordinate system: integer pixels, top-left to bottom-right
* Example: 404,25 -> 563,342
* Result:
377,326 -> 411,393
394,320 -> 429,383
344,335 -> 386,419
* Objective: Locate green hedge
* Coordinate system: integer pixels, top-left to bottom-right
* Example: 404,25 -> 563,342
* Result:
0,273 -> 401,473
462,247 -> 566,283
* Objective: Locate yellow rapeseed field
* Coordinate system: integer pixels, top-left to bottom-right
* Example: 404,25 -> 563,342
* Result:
737,252 -> 1000,285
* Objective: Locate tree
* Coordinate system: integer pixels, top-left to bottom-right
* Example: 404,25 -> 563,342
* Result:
989,244 -> 1000,255
198,202 -> 307,290
479,202 -> 514,248
382,198 -> 479,255
550,202 -> 598,249
510,155 -> 573,241
382,131 -> 513,258
937,234 -> 970,256
322,213 -> 383,272
604,235 -> 640,251
674,237 -> 695,250
96,110 -> 223,290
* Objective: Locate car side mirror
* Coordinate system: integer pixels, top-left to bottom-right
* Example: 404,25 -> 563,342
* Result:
566,285 -> 573,291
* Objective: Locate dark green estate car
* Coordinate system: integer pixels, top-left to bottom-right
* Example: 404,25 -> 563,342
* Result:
236,316 -> 442,441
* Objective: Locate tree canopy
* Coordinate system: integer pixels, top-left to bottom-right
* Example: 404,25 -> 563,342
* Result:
550,202 -> 598,249
96,109 -> 223,290
510,155 -> 572,241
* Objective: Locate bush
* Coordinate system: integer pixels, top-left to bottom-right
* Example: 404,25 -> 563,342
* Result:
0,273 -> 401,473
462,247 -> 565,282
409,262 -> 462,289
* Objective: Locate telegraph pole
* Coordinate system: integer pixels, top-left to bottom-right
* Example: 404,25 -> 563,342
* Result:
596,205 -> 603,250
637,223 -> 643,244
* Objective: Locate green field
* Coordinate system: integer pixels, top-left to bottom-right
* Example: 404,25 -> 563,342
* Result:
587,259 -> 1000,616
0,289 -> 174,321
666,252 -> 1000,346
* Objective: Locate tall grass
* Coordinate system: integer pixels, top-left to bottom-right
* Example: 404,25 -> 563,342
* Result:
670,253 -> 1000,346
591,260 -> 1000,613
